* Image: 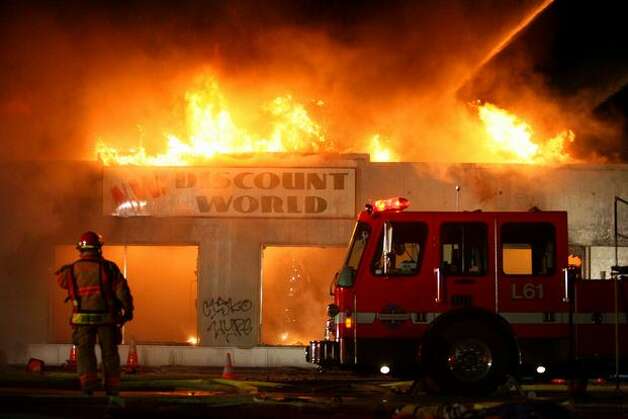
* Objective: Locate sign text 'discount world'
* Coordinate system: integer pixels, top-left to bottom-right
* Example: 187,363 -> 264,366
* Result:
103,167 -> 356,218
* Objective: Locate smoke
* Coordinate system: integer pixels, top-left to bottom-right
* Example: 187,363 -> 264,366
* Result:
459,0 -> 628,162
460,40 -> 622,163
1,0 -> 623,163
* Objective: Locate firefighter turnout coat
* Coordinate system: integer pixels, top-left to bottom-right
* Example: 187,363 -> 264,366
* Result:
56,253 -> 133,326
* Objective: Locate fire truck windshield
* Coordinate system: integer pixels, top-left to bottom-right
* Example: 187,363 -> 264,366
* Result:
344,222 -> 370,271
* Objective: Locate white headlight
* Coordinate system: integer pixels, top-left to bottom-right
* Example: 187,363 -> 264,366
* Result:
536,365 -> 546,374
380,365 -> 390,375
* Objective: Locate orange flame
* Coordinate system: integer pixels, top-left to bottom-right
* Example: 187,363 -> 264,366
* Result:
97,77 -> 330,166
477,102 -> 574,164
95,75 -> 574,166
368,134 -> 398,162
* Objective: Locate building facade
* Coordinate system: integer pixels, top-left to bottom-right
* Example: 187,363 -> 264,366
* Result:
0,156 -> 627,365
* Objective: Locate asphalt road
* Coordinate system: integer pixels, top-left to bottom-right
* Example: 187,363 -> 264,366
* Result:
0,366 -> 626,419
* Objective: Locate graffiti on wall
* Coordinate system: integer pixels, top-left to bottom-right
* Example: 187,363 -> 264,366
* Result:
202,297 -> 253,343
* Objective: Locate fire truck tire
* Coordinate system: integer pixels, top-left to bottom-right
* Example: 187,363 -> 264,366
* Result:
421,317 -> 517,395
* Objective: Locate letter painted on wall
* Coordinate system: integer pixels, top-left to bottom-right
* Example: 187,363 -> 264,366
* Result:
103,167 -> 356,218
201,297 -> 254,344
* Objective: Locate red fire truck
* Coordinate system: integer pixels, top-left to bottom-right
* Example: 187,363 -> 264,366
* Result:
306,197 -> 628,394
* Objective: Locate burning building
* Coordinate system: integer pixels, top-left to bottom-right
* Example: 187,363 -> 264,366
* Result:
0,0 -> 626,366
0,156 -> 626,366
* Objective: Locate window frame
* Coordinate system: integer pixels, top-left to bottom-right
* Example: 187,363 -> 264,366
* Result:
500,222 -> 556,277
343,221 -> 371,271
439,222 -> 489,276
370,221 -> 428,277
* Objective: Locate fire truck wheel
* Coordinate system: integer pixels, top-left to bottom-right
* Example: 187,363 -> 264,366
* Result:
421,318 -> 515,395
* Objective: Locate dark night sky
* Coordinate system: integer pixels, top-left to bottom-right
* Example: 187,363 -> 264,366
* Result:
0,0 -> 626,162
464,0 -> 628,160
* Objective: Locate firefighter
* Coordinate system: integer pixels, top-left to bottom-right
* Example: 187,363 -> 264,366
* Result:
56,231 -> 134,396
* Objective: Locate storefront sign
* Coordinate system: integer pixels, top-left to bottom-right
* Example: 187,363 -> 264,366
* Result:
103,167 -> 356,218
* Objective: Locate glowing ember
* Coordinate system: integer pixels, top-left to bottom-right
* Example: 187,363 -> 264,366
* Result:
187,336 -> 199,345
368,134 -> 398,162
477,102 -> 574,164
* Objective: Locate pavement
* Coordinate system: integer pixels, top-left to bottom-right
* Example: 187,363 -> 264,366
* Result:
0,366 -> 626,418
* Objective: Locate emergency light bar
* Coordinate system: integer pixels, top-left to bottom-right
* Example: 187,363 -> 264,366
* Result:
368,197 -> 409,213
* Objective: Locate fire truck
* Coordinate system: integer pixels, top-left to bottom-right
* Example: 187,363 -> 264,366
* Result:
306,197 -> 628,394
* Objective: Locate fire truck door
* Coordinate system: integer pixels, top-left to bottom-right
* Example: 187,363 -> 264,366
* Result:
436,220 -> 495,312
496,216 -> 570,338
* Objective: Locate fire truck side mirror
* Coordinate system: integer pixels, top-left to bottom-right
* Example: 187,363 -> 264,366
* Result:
327,304 -> 339,318
337,266 -> 355,288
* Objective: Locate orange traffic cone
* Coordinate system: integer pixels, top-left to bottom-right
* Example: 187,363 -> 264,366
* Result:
26,358 -> 45,374
222,352 -> 236,379
125,338 -> 139,374
65,345 -> 77,370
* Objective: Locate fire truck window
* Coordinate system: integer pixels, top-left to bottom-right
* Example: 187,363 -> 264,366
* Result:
372,222 -> 427,276
501,223 -> 555,276
441,223 -> 487,275
345,222 -> 371,271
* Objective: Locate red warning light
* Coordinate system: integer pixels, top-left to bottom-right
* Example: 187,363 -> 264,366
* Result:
372,197 -> 409,213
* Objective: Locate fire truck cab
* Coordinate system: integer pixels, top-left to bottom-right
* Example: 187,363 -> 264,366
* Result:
306,197 -> 628,394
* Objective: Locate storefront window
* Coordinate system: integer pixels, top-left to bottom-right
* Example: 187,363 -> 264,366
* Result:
52,245 -> 198,344
261,246 -> 345,345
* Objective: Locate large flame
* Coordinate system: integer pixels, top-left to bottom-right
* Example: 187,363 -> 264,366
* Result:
96,75 -> 574,166
477,102 -> 574,164
97,77 -> 331,166
368,134 -> 398,162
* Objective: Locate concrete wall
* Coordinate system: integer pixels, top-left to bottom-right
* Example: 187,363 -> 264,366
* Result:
27,344 -> 309,368
1,158 -> 627,364
358,162 -> 628,246
589,246 -> 628,279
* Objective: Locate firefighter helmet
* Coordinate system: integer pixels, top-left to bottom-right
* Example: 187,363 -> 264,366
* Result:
76,231 -> 103,251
